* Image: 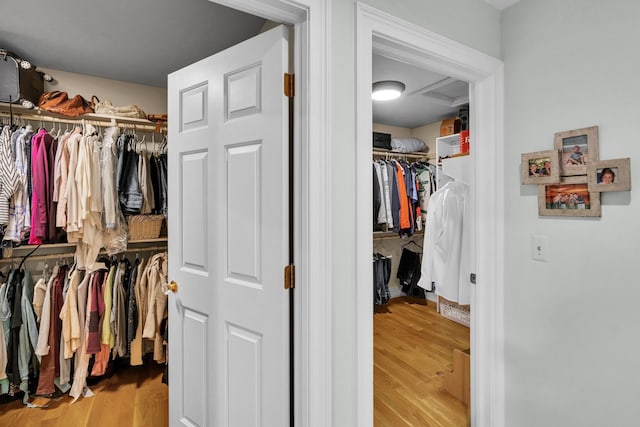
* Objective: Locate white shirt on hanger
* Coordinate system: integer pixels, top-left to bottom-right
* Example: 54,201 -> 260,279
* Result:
417,180 -> 471,305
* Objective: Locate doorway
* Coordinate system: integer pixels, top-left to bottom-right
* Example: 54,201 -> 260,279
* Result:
371,50 -> 473,425
356,4 -> 505,427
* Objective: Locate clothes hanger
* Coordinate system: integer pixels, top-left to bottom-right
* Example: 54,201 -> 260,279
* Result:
42,261 -> 49,281
402,239 -> 422,250
49,119 -> 56,137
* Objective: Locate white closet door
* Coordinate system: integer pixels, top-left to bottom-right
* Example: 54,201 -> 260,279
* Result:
168,25 -> 291,427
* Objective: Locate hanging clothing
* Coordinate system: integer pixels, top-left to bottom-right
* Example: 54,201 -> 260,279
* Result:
63,131 -> 84,234
372,165 -> 382,230
118,137 -> 143,215
36,265 -> 66,396
372,162 -> 387,230
417,181 -> 471,305
86,270 -> 106,355
102,127 -> 120,229
373,254 -> 391,306
396,247 -> 424,298
142,252 -> 168,363
3,125 -> 34,243
69,271 -> 94,403
150,154 -> 167,216
129,257 -> 149,366
29,129 -> 55,244
0,284 -> 7,395
415,163 -> 435,224
112,261 -> 128,358
379,161 -> 394,229
0,280 -> 10,395
127,257 -> 140,356
18,271 -> 38,392
0,126 -> 20,226
138,151 -> 155,214
60,269 -> 83,359
32,277 -> 46,322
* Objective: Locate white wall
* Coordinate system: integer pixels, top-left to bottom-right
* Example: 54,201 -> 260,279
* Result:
329,1 -> 501,424
40,67 -> 168,115
502,0 -> 640,425
372,123 -> 412,138
411,121 -> 441,154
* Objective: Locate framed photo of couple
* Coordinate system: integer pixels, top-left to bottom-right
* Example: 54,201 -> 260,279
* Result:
521,149 -> 561,185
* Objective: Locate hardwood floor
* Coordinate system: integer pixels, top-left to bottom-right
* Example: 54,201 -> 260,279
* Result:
374,297 -> 470,427
1,298 -> 466,426
0,361 -> 168,427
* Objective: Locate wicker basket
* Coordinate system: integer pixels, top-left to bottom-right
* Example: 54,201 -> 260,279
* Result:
128,215 -> 164,240
438,296 -> 470,328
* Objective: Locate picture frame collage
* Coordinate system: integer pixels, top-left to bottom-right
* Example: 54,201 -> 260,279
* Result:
521,126 -> 631,217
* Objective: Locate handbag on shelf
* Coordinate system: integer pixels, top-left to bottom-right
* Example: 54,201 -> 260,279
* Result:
93,97 -> 147,119
37,90 -> 94,117
146,113 -> 167,122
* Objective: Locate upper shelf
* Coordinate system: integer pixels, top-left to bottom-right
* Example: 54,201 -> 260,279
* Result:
437,133 -> 461,146
3,237 -> 168,252
372,149 -> 435,161
0,102 -> 166,131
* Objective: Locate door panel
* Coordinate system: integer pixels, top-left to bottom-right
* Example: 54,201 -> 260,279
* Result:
226,142 -> 262,285
181,151 -> 209,273
168,25 -> 290,427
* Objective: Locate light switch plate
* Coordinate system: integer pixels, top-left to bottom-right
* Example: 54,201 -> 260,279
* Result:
532,234 -> 548,261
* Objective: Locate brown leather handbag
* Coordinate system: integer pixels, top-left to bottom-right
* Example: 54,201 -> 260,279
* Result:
38,91 -> 95,116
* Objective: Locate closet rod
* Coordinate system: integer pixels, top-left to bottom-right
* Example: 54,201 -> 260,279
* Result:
372,150 -> 435,161
0,245 -> 168,264
0,109 -> 166,133
373,231 -> 425,241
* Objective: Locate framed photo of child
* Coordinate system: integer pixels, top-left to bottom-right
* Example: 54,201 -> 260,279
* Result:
554,126 -> 599,176
587,158 -> 631,192
521,149 -> 561,185
538,176 -> 601,217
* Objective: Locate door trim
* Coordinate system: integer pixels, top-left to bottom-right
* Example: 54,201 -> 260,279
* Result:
207,1 -> 330,426
356,4 -> 505,427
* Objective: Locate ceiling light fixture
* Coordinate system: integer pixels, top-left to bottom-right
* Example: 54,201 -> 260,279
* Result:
372,80 -> 405,101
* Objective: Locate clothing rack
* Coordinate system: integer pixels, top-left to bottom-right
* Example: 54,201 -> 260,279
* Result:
372,149 -> 435,161
0,103 -> 166,133
373,230 -> 424,241
0,244 -> 168,265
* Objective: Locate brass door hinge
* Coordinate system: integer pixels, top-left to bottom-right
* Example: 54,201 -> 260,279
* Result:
284,73 -> 295,98
284,264 -> 295,289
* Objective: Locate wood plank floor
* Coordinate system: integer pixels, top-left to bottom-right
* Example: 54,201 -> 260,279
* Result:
2,298 -> 467,426
0,362 -> 168,427
374,297 -> 470,427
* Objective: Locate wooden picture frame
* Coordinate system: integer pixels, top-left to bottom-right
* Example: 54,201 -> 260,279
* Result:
538,176 -> 601,217
521,149 -> 561,185
587,158 -> 631,192
554,126 -> 599,176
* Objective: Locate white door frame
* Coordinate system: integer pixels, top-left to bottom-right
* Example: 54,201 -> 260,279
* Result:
356,4 -> 505,427
207,1 -> 330,426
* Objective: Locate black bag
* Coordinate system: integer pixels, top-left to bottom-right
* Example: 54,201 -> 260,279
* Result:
0,49 -> 46,108
373,132 -> 392,150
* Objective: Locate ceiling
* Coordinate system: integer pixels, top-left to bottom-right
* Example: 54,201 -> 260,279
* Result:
372,53 -> 468,129
1,0 -> 469,128
0,0 -> 266,87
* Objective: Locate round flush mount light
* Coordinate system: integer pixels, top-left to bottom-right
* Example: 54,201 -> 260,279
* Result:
372,80 -> 405,101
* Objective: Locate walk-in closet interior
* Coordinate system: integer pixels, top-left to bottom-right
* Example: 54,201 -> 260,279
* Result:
0,0 -> 267,424
371,52 -> 473,426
